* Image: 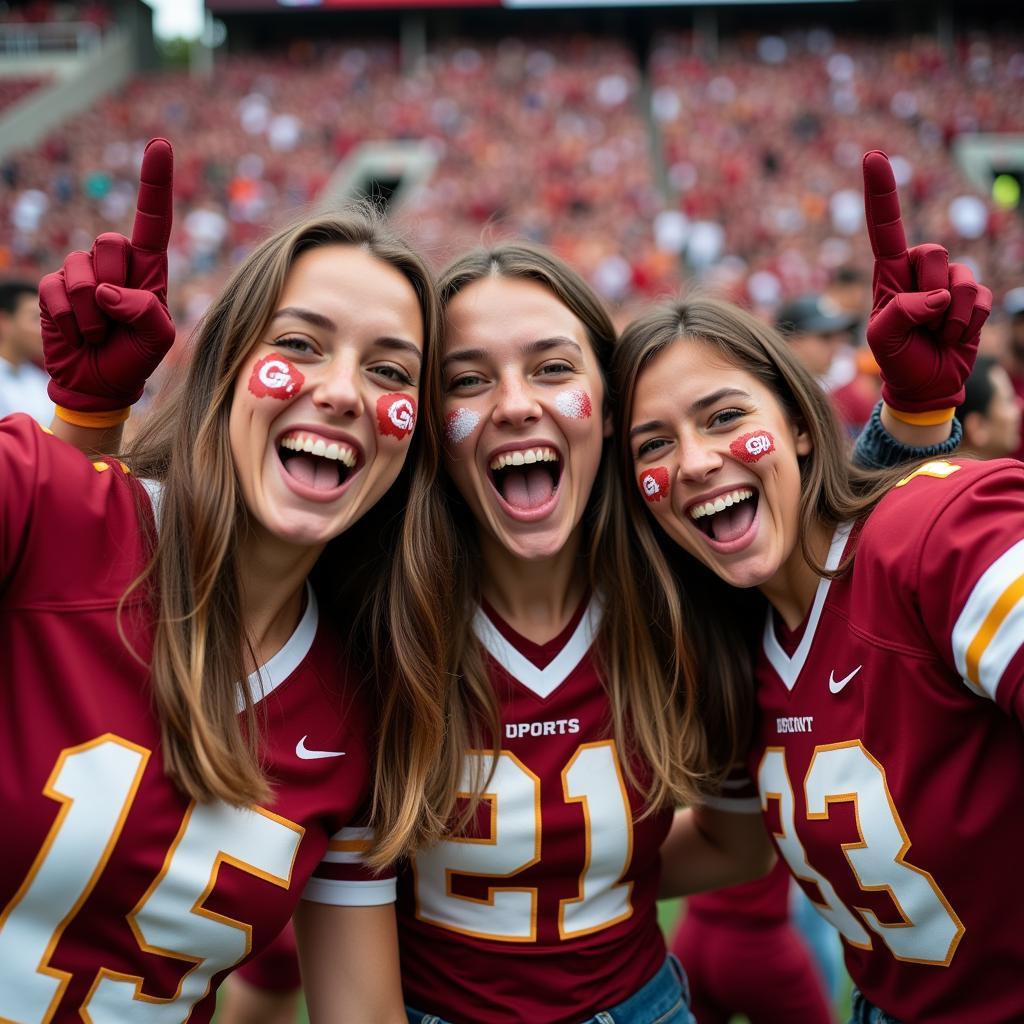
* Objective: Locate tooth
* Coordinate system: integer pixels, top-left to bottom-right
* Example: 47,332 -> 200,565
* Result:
312,439 -> 327,457
712,498 -> 726,512
325,443 -> 339,461
512,452 -> 525,466
724,494 -> 734,507
301,437 -> 315,453
524,450 -> 537,464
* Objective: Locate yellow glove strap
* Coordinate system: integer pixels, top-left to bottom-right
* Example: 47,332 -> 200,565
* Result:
883,404 -> 956,427
55,405 -> 131,428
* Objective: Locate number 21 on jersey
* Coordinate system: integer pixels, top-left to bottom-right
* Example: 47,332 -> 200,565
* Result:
414,742 -> 633,942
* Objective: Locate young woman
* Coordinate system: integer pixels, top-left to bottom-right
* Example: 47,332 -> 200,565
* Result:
391,243 -> 780,1024
0,139 -> 448,1022
615,158 -> 1016,1024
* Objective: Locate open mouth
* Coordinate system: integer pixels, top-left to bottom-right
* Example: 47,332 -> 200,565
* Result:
688,488 -> 758,544
488,446 -> 562,512
278,431 -> 359,492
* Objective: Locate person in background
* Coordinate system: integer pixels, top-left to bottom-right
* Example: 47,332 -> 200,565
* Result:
955,354 -> 1023,460
0,276 -> 52,423
1000,287 -> 1024,459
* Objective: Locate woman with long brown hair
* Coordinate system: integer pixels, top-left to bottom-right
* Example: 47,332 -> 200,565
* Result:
614,157 -> 1016,1024
0,140 -> 448,1022
389,242 -> 776,1024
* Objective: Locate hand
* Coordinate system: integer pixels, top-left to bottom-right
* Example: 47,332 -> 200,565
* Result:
40,138 -> 176,414
863,150 -> 992,415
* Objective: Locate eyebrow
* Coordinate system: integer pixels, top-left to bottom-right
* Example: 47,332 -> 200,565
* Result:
443,336 -> 584,369
630,387 -> 751,439
271,308 -> 421,363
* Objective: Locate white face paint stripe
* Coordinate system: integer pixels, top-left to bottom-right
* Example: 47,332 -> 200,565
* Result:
446,407 -> 481,446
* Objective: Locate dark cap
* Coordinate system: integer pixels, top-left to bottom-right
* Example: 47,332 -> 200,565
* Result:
776,294 -> 857,336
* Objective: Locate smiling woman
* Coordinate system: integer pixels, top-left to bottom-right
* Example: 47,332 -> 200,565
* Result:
0,140 -> 444,1023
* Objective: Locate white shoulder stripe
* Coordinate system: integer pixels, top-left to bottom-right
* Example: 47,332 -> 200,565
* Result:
951,537 -> 1024,701
301,876 -> 396,907
331,826 -> 373,842
472,593 -> 603,699
238,583 -> 318,711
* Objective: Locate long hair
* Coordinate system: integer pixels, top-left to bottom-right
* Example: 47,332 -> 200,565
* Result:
124,209 -> 449,865
423,243 -> 718,817
611,297 -> 912,774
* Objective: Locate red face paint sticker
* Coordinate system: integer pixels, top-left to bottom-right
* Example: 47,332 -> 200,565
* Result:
639,466 -> 670,503
248,355 -> 304,400
554,390 -> 593,420
730,430 -> 775,463
377,394 -> 417,440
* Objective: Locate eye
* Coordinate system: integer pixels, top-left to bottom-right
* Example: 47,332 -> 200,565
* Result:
371,364 -> 415,388
448,373 -> 487,391
536,361 -> 576,379
273,335 -> 317,356
710,407 -> 745,429
636,437 -> 669,458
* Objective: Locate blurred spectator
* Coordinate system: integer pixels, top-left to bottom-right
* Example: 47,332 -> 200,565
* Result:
776,293 -> 857,377
956,353 -> 1023,460
0,276 -> 51,423
1002,287 -> 1024,459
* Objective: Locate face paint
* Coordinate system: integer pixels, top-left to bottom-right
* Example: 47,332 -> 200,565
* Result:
639,466 -> 670,503
249,355 -> 304,400
445,407 -> 480,446
730,430 -> 775,463
377,393 -> 417,440
554,389 -> 592,420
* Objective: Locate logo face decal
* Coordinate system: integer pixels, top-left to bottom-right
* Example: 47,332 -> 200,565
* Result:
730,430 -> 775,463
296,736 -> 346,760
376,394 -> 416,440
249,355 -> 304,400
445,407 -> 480,446
828,666 -> 862,694
639,466 -> 670,503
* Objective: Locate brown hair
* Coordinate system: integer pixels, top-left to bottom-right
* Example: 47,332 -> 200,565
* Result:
420,244 -> 721,817
124,209 -> 450,865
611,296 -> 910,773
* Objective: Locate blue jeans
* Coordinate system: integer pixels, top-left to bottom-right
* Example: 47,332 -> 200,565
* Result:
849,988 -> 904,1024
407,955 -> 696,1024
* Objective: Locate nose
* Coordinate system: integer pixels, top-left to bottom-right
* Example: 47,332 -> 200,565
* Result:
675,433 -> 723,483
313,351 -> 363,419
492,375 -> 542,429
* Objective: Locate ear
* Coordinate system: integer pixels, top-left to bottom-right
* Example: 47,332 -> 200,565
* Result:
793,417 -> 813,457
964,410 -> 987,448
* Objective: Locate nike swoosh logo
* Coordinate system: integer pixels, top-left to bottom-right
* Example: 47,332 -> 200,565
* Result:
829,666 -> 862,694
296,736 -> 346,760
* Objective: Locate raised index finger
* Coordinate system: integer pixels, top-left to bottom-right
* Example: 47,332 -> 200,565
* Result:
863,150 -> 912,294
130,137 -> 173,255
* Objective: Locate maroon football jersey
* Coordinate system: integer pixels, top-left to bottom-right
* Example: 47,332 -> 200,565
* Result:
397,595 -> 673,1024
751,458 -> 1024,1022
0,415 -> 391,1023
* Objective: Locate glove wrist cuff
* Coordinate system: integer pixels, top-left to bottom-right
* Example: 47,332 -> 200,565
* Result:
883,404 -> 955,427
55,405 -> 131,428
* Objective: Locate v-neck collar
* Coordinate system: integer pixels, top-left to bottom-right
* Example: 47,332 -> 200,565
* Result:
473,593 -> 603,700
762,522 -> 852,692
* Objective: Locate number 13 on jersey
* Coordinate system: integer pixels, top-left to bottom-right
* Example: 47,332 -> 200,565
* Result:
413,742 -> 633,942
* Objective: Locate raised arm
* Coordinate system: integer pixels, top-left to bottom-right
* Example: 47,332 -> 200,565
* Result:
854,150 -> 992,468
40,137 -> 176,454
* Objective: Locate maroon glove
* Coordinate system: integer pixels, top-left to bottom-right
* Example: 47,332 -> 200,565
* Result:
863,149 -> 992,415
41,138 -> 176,415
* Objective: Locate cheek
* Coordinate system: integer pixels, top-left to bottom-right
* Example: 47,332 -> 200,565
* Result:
248,355 -> 304,400
730,430 -> 776,463
638,466 -> 670,504
554,389 -> 593,421
444,407 -> 481,447
376,393 -> 417,440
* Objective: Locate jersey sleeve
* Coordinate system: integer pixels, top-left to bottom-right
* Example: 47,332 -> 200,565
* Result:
301,824 -> 397,907
692,764 -> 762,814
913,461 -> 1024,723
1,415 -> 48,582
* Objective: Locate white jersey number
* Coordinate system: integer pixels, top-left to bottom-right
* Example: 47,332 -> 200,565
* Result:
414,742 -> 633,942
759,742 -> 964,965
0,736 -> 303,1024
